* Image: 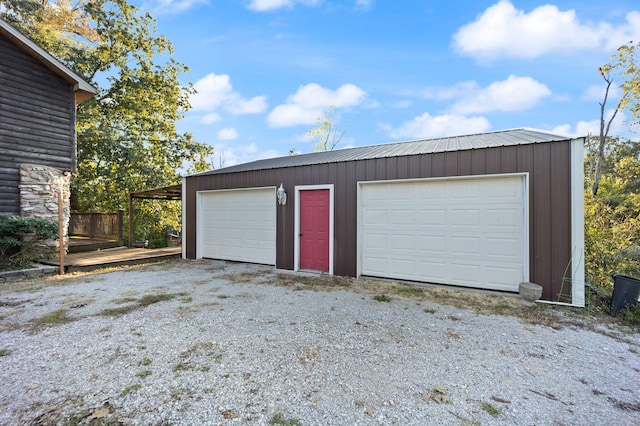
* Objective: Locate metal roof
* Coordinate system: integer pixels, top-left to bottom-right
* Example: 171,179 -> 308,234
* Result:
0,18 -> 97,104
130,184 -> 182,201
190,128 -> 578,177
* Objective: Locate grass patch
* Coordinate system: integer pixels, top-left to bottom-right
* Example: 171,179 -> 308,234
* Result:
173,362 -> 193,372
372,294 -> 391,302
99,292 -> 185,316
139,293 -> 178,306
136,370 -> 152,377
424,308 -> 437,314
221,272 -> 262,283
110,297 -> 138,305
269,412 -> 302,426
481,402 -> 501,417
0,348 -> 12,356
395,286 -> 424,297
617,304 -> 640,324
122,384 -> 142,397
34,308 -> 72,326
274,273 -> 352,290
99,305 -> 138,316
139,357 -> 152,366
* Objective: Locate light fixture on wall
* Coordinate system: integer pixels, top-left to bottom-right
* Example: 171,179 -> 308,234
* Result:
277,183 -> 287,206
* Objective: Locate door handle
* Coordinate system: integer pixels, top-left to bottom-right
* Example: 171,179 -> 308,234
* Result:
299,233 -> 303,237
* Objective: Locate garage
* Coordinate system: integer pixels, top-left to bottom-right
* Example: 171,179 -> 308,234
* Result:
359,174 -> 527,292
184,129 -> 585,305
196,187 -> 276,265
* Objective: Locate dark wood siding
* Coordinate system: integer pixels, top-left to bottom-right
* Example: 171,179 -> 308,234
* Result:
0,34 -> 76,213
185,140 -> 574,302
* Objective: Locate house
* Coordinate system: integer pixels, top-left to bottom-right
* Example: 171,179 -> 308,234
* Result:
0,18 -> 97,240
183,128 -> 585,306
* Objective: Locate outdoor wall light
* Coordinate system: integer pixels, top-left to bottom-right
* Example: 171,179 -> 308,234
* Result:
277,183 -> 287,206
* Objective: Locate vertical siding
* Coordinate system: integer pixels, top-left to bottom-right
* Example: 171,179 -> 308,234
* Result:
185,140 -> 574,301
549,141 -> 572,302
0,34 -> 76,214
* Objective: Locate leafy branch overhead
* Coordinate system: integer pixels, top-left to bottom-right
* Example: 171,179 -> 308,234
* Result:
0,0 -> 213,241
592,41 -> 640,196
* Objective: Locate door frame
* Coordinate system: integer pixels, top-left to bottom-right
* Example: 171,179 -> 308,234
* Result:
294,184 -> 334,274
356,173 -> 530,285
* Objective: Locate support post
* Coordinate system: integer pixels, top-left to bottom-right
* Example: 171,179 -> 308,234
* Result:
116,209 -> 124,245
128,194 -> 133,248
58,190 -> 64,275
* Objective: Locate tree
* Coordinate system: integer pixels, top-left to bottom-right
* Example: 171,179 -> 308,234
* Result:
593,42 -> 640,196
584,138 -> 640,292
308,105 -> 348,151
1,0 -> 213,242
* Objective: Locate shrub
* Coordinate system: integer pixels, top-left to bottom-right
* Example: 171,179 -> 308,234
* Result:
584,191 -> 640,293
0,214 -> 58,270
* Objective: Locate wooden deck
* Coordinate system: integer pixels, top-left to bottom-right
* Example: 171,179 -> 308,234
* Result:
68,236 -> 124,253
42,246 -> 182,273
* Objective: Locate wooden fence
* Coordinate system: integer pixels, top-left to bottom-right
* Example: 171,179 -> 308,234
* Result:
69,210 -> 123,242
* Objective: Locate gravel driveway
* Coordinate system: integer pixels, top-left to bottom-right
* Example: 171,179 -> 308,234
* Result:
0,259 -> 639,425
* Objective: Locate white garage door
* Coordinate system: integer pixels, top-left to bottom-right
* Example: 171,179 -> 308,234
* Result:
359,175 -> 527,292
198,188 -> 276,265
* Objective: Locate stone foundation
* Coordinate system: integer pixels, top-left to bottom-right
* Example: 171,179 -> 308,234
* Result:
19,164 -> 70,253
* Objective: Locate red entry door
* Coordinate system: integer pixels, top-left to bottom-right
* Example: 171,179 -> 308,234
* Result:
299,189 -> 330,272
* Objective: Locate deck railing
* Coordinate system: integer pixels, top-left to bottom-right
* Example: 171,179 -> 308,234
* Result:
69,210 -> 124,242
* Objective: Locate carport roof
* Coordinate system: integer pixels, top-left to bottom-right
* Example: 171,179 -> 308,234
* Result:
190,127 -> 580,177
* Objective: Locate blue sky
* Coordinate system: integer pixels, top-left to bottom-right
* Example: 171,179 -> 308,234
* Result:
132,0 -> 640,167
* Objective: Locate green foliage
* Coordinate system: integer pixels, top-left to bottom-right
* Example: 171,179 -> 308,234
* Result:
611,42 -> 640,127
269,412 -> 302,426
617,303 -> 640,323
372,294 -> 391,302
0,214 -> 58,270
481,402 -> 501,417
584,138 -> 640,295
0,0 -> 213,243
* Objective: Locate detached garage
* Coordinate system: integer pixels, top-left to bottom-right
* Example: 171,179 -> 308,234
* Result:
183,129 -> 585,306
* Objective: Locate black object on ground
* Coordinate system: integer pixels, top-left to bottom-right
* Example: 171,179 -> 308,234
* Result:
611,274 -> 640,313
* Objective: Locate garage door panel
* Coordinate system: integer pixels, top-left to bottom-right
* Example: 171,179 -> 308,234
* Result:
361,176 -> 526,292
199,188 -> 276,265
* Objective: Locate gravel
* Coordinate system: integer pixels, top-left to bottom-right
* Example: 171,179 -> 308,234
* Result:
0,259 -> 639,425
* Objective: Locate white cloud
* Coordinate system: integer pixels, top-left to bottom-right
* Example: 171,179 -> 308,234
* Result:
142,0 -> 208,15
355,0 -> 372,11
214,143 -> 282,167
190,73 -> 267,122
605,11 -> 640,51
421,81 -> 478,101
267,83 -> 367,127
552,110 -> 627,137
451,75 -> 551,114
217,128 -> 239,140
551,122 -> 597,138
201,113 -> 221,124
248,0 -> 319,12
582,83 -> 622,102
420,76 -> 550,114
386,113 -> 492,140
452,0 -> 640,60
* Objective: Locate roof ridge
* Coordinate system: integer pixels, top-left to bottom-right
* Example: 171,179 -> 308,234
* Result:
189,128 -> 576,177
